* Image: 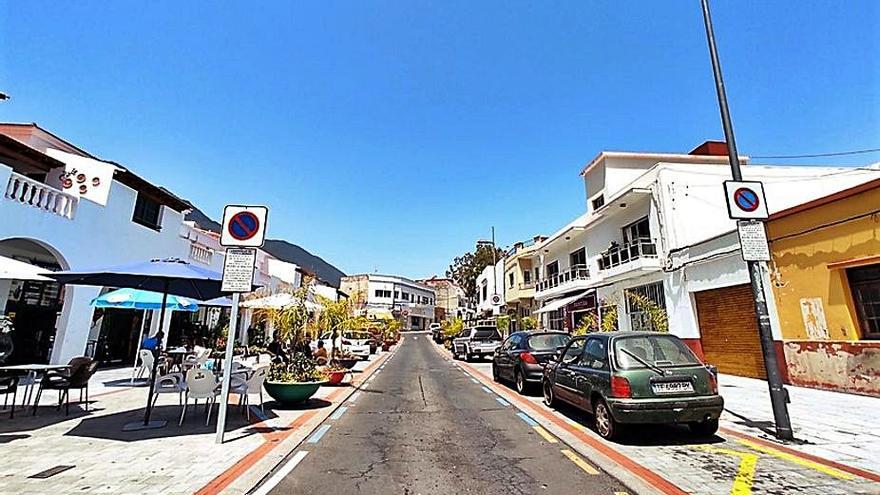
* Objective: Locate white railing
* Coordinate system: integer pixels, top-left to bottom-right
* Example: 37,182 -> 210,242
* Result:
4,172 -> 77,219
189,244 -> 213,265
537,264 -> 590,292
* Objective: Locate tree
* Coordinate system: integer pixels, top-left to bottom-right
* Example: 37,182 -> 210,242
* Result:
446,243 -> 505,300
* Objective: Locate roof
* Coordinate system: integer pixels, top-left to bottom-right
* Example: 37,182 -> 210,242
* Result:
580,150 -> 745,177
769,175 -> 880,221
0,133 -> 66,172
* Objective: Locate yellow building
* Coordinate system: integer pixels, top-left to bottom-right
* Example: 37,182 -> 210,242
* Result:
503,236 -> 545,331
767,177 -> 880,396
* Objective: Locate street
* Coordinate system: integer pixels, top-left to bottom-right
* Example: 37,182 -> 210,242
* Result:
258,333 -> 630,494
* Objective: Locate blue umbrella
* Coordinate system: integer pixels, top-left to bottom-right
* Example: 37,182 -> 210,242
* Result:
91,288 -> 201,311
46,257 -> 248,429
199,296 -> 234,308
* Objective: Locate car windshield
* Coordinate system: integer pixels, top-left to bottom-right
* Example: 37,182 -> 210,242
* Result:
614,335 -> 700,369
473,328 -> 500,339
527,333 -> 570,351
344,331 -> 370,340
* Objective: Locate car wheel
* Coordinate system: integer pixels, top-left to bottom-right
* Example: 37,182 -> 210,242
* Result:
689,418 -> 719,437
543,380 -> 556,407
593,398 -> 620,440
492,365 -> 500,383
514,368 -> 527,395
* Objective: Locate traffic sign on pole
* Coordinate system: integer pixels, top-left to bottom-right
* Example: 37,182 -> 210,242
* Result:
220,205 -> 268,247
736,220 -> 771,262
724,181 -> 769,220
221,247 -> 257,293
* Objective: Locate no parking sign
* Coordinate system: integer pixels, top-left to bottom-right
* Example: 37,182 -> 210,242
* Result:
220,205 -> 268,247
723,181 -> 769,220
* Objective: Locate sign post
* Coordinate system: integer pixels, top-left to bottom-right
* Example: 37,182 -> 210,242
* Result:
216,205 -> 267,444
701,0 -> 793,440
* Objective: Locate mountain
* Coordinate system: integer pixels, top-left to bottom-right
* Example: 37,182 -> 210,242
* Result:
184,207 -> 346,287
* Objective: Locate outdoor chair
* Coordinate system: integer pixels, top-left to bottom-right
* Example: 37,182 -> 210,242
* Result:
179,367 -> 220,426
151,372 -> 186,410
230,366 -> 268,421
32,357 -> 99,416
134,349 -> 166,382
183,347 -> 211,371
0,373 -> 19,419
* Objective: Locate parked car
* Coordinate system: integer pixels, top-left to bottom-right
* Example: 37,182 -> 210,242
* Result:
542,331 -> 723,440
311,330 -> 372,358
429,323 -> 443,343
492,331 -> 571,394
452,326 -> 502,361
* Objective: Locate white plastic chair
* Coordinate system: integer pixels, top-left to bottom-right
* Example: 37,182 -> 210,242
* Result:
230,366 -> 268,420
179,368 -> 220,426
183,347 -> 211,370
151,373 -> 186,410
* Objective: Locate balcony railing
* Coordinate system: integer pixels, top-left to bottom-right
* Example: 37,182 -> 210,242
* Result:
518,281 -> 535,290
5,172 -> 77,219
189,244 -> 213,265
598,238 -> 658,271
537,264 -> 590,292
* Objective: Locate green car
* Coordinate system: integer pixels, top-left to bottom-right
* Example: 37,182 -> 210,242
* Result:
542,331 -> 723,440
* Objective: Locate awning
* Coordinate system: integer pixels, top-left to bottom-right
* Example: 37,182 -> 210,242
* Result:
535,291 -> 591,314
0,255 -> 52,281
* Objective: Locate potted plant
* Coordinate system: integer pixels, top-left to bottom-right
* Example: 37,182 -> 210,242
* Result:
322,361 -> 350,385
264,353 -> 329,404
381,318 -> 402,351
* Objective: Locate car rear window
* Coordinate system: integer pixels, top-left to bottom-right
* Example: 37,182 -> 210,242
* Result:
527,333 -> 570,350
473,328 -> 500,339
614,335 -> 700,369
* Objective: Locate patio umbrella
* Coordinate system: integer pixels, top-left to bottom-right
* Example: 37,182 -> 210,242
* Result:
199,296 -> 234,307
0,255 -> 52,281
91,288 -> 200,385
45,257 -> 239,430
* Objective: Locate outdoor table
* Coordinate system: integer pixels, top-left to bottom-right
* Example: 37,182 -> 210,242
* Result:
0,364 -> 71,412
164,349 -> 191,372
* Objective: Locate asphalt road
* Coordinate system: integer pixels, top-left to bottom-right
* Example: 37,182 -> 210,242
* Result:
266,332 -> 630,494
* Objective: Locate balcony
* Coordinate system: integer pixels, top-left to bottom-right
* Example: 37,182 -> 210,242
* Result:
518,281 -> 535,290
537,264 -> 590,293
188,243 -> 213,265
5,172 -> 77,219
597,238 -> 661,279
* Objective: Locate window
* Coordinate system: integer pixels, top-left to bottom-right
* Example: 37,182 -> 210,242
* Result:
523,270 -> 531,284
502,334 -> 521,351
132,192 -> 162,230
562,338 -> 585,364
546,261 -> 559,277
848,265 -> 880,339
626,282 -> 666,332
614,335 -> 699,369
481,285 -> 488,302
374,289 -> 392,298
548,308 -> 565,330
394,291 -> 400,299
569,248 -> 586,268
622,216 -> 651,244
580,338 -> 608,369
591,194 -> 605,210
534,267 -> 540,282
509,272 -> 515,288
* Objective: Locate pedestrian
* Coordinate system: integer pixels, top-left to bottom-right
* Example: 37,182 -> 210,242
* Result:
313,340 -> 328,364
267,332 -> 288,363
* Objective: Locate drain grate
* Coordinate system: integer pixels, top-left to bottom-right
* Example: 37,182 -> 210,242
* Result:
29,465 -> 75,479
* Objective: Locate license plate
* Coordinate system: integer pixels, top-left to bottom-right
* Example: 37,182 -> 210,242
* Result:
652,381 -> 694,394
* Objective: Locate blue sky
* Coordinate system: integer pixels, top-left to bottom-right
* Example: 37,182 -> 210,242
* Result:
2,2 -> 877,279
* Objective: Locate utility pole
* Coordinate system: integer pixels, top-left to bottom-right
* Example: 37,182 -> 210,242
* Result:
700,0 -> 793,440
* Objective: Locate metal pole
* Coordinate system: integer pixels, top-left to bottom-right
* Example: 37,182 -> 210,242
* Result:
130,312 -> 148,385
700,0 -> 793,440
216,291 -> 240,443
143,281 -> 169,425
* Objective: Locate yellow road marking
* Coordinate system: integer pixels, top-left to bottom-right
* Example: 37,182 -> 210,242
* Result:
566,420 -> 587,432
734,438 -> 854,481
699,446 -> 758,495
533,426 -> 558,443
560,448 -> 600,475
614,492 -> 630,495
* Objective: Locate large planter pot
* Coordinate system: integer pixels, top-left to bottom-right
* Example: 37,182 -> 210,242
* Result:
264,380 -> 327,405
326,371 -> 347,385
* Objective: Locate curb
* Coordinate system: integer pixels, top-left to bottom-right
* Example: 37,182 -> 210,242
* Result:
195,347 -> 397,495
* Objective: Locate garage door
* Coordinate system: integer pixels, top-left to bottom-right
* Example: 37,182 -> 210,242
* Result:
694,284 -> 766,379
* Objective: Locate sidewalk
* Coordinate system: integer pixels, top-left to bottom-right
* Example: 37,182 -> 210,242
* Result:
718,373 -> 880,474
0,351 -> 392,495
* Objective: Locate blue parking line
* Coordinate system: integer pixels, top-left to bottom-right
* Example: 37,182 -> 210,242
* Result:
516,412 -> 539,427
330,406 -> 348,420
307,425 -> 332,444
495,397 -> 510,407
481,386 -> 493,394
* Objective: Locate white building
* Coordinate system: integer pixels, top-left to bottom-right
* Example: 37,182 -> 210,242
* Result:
340,274 -> 435,330
0,123 -> 310,365
475,260 -> 505,316
531,141 -> 880,358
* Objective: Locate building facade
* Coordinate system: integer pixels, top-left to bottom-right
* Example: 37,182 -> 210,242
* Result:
503,236 -> 544,331
340,274 -> 436,330
475,260 -> 505,317
419,276 -> 469,321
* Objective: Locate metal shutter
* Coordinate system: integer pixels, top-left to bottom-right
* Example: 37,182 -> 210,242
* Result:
695,284 -> 766,379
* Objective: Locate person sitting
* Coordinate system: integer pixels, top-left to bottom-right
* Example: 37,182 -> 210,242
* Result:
313,340 -> 329,365
267,333 -> 288,363
142,330 -> 164,354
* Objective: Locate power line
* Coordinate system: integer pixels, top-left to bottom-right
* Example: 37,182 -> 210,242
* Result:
751,147 -> 880,159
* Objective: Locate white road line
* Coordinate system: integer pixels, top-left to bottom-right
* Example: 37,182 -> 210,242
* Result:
349,391 -> 362,403
250,451 -> 309,495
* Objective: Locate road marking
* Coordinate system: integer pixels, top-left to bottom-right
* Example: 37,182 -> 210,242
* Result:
533,426 -> 558,443
329,406 -> 348,421
699,446 -> 758,495
481,386 -> 493,394
735,439 -> 854,480
306,425 -> 331,444
495,397 -> 510,407
348,391 -> 362,403
470,378 -> 479,384
560,449 -> 600,475
250,451 -> 309,495
565,419 -> 587,432
516,412 -> 539,427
